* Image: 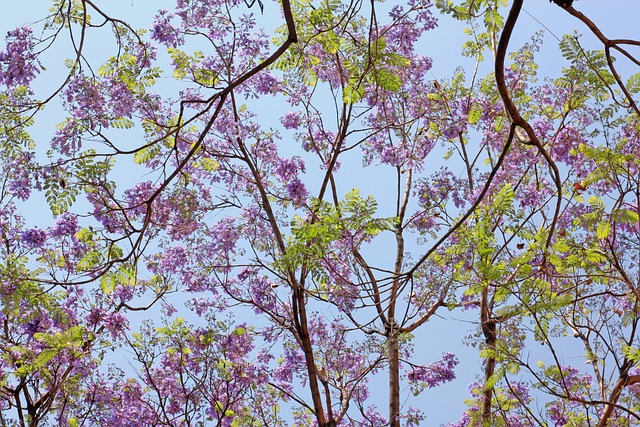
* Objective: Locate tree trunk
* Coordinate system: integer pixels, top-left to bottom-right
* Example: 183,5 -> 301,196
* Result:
481,288 -> 496,426
388,324 -> 401,427
293,286 -> 330,426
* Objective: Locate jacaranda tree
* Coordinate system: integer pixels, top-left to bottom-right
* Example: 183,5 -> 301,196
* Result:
1,0 -> 639,425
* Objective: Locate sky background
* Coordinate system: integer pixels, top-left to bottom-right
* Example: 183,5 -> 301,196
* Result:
2,1 -> 640,425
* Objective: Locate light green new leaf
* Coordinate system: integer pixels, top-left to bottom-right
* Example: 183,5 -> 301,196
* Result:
595,221 -> 610,239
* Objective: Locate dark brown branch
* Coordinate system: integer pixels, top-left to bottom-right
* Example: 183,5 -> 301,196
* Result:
495,0 -> 562,255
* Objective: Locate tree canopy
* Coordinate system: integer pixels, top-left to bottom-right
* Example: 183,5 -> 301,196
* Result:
1,0 -> 640,426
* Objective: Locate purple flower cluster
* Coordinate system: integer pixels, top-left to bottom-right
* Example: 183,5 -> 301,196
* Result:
239,267 -> 278,314
151,10 -> 183,47
0,27 -> 40,87
556,365 -> 593,394
63,76 -> 108,128
155,245 -> 188,275
8,177 -> 31,201
20,227 -> 47,247
51,119 -> 83,156
407,352 -> 459,390
50,212 -> 79,237
253,70 -> 282,95
87,307 -> 129,340
280,111 -> 302,130
387,0 -> 437,48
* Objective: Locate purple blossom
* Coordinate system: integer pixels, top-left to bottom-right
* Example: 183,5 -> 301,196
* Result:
112,285 -> 134,303
63,75 -> 108,128
628,369 -> 640,399
104,312 -> 129,340
87,307 -> 106,328
149,245 -> 188,275
187,296 -> 218,316
556,365 -> 592,394
408,352 -> 459,392
50,212 -> 79,237
445,413 -> 472,427
275,157 -> 305,181
51,119 -> 83,155
286,178 -> 308,205
281,111 -> 302,130
254,71 -> 282,95
106,77 -> 137,118
124,181 -> 156,217
87,308 -> 129,339
5,152 -> 35,201
244,269 -> 277,313
151,10 -> 183,47
208,217 -> 240,256
547,401 -> 569,426
222,324 -> 254,361
360,407 -> 387,426
404,407 -> 426,427
0,27 -> 40,87
21,228 -> 47,247
23,318 -> 42,337
9,177 -> 31,201
161,301 -> 177,317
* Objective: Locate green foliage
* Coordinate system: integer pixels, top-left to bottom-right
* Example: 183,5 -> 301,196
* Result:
467,102 -> 483,124
273,0 -> 411,104
436,0 -> 508,60
557,33 -> 617,104
168,48 -> 200,80
435,0 -> 508,22
3,0 -> 640,425
621,345 -> 640,365
98,53 -> 161,91
626,71 -> 640,94
42,164 -> 76,215
276,190 -> 396,282
462,184 -> 516,285
133,141 -> 162,165
0,89 -> 36,155
21,326 -> 88,376
43,149 -> 115,215
0,265 -> 89,378
99,261 -> 135,295
48,0 -> 91,26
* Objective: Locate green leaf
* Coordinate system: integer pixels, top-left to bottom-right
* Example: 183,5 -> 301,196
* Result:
484,367 -> 505,390
111,117 -> 135,129
626,71 -> 640,94
320,30 -> 340,54
343,82 -> 365,104
611,208 -> 639,225
588,195 -> 605,210
584,249 -> 606,263
622,345 -> 640,363
100,275 -> 117,295
595,221 -> 610,239
468,102 -> 482,124
133,144 -> 160,164
375,68 -> 402,92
